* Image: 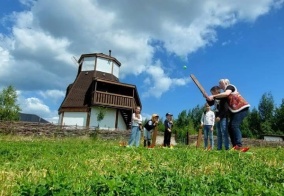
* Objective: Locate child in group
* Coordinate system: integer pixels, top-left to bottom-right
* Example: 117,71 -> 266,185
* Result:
200,103 -> 215,150
163,113 -> 173,147
143,114 -> 159,147
127,106 -> 143,147
207,86 -> 230,150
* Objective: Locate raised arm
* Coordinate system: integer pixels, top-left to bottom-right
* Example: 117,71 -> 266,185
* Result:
208,89 -> 232,100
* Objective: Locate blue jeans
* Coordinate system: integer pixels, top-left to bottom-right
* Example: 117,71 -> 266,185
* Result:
203,125 -> 214,149
143,129 -> 152,140
128,126 -> 141,147
216,118 -> 230,150
228,109 -> 248,147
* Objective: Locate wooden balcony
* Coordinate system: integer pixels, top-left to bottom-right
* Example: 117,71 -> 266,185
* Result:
93,91 -> 136,109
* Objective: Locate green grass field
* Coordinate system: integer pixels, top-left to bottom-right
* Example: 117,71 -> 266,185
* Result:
0,136 -> 283,195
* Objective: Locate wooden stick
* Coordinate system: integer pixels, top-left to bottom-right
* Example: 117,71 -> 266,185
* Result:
196,128 -> 203,148
190,74 -> 208,98
151,125 -> 158,147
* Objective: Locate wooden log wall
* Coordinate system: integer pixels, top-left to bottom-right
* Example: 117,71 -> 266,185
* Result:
0,121 -> 283,147
0,121 -> 130,139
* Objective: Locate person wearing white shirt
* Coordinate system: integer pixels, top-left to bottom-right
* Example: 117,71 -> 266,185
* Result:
127,106 -> 143,147
200,103 -> 215,150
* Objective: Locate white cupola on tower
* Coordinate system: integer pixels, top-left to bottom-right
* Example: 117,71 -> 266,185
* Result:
77,50 -> 121,81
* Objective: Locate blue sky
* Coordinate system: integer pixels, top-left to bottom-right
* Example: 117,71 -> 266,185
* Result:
0,0 -> 284,123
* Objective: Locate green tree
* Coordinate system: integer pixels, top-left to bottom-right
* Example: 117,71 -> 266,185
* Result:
240,114 -> 252,138
175,110 -> 195,143
258,92 -> 275,135
260,121 -> 274,135
188,105 -> 203,130
96,107 -> 107,127
157,118 -> 165,132
175,110 -> 188,128
174,105 -> 203,144
247,107 -> 261,137
258,92 -> 275,122
0,85 -> 21,121
273,99 -> 284,134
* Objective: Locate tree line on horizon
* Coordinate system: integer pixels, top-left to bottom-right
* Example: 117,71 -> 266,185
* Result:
164,92 -> 284,142
141,91 -> 284,142
1,86 -> 284,140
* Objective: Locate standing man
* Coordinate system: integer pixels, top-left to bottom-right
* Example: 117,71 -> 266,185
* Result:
208,86 -> 230,150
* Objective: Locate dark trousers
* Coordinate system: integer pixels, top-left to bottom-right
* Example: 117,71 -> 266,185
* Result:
228,108 -> 248,147
163,130 -> 172,147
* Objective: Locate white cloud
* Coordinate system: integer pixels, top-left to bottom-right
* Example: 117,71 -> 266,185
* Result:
16,90 -> 62,123
143,78 -> 151,86
19,0 -> 35,7
222,40 -> 231,46
0,46 -> 10,65
45,116 -> 59,124
0,0 -> 283,120
22,97 -> 50,114
273,0 -> 284,8
142,62 -> 190,98
38,90 -> 65,101
19,96 -> 59,123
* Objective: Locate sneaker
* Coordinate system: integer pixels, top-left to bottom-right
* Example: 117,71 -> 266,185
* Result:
231,146 -> 241,151
204,147 -> 211,151
119,141 -> 127,147
231,146 -> 250,152
240,147 -> 250,152
126,145 -> 130,148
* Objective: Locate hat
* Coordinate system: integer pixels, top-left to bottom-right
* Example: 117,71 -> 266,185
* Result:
152,114 -> 159,118
166,113 -> 173,116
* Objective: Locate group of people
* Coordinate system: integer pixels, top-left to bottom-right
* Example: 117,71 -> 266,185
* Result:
127,106 -> 174,148
127,78 -> 250,151
201,78 -> 250,151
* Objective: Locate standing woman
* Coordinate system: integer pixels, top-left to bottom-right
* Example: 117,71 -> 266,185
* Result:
127,106 -> 143,147
208,79 -> 250,150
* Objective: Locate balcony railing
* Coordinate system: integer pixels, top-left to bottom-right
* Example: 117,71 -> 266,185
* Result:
93,91 -> 135,109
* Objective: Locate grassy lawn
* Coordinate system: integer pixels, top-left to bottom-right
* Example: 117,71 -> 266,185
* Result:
0,136 -> 283,195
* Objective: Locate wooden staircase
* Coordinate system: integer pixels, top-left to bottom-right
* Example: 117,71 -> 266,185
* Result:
120,109 -> 132,129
